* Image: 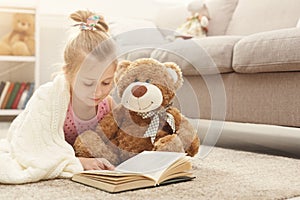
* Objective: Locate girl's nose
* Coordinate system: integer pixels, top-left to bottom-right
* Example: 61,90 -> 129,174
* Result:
94,87 -> 102,97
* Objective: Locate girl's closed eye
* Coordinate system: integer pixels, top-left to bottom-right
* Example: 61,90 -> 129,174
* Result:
83,81 -> 95,87
101,81 -> 111,86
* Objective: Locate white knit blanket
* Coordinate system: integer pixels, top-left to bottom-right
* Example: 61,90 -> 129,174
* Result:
0,74 -> 83,184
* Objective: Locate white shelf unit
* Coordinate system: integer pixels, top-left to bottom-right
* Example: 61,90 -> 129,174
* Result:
0,5 -> 39,117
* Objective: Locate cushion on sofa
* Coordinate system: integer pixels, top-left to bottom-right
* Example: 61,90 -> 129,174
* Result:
193,36 -> 242,74
150,36 -> 241,75
233,28 -> 300,73
150,38 -> 215,76
108,18 -> 166,46
154,5 -> 189,31
205,0 -> 239,36
226,0 -> 300,35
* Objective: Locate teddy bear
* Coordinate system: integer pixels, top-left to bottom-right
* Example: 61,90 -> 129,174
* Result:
175,0 -> 210,39
0,13 -> 35,56
73,58 -> 200,165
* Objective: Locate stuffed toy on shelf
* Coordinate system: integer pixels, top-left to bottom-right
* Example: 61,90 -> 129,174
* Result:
175,0 -> 210,39
0,13 -> 35,56
73,58 -> 200,165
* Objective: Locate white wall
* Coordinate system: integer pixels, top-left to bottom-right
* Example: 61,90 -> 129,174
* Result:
0,0 -> 191,84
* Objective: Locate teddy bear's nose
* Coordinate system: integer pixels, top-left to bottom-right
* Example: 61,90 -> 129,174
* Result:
131,85 -> 147,98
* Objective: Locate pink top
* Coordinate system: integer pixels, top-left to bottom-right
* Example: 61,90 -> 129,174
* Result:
64,98 -> 110,145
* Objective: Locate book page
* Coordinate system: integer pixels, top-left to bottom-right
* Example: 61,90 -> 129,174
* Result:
115,151 -> 186,180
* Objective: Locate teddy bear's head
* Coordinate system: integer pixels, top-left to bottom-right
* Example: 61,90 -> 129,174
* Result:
115,58 -> 183,113
12,13 -> 35,36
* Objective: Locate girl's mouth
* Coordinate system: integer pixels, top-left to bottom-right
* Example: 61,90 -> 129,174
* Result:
91,97 -> 102,102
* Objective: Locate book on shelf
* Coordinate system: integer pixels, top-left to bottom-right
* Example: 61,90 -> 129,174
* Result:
0,81 -> 5,97
0,81 -> 35,110
72,151 -> 195,193
5,82 -> 21,109
0,81 -> 10,108
21,82 -> 34,109
1,82 -> 14,109
17,83 -> 30,110
11,82 -> 28,109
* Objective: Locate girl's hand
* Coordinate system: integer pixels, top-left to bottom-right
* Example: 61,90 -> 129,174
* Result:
78,157 -> 115,170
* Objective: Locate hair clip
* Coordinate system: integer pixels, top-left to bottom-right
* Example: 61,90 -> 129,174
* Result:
87,15 -> 100,27
73,15 -> 101,30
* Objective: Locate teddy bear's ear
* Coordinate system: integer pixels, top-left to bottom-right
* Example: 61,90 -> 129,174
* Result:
114,60 -> 132,83
164,62 -> 183,90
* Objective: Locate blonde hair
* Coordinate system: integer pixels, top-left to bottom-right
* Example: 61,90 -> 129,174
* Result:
63,10 -> 116,83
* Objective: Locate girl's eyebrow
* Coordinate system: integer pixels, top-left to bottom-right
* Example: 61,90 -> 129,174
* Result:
82,76 -> 97,81
102,76 -> 114,81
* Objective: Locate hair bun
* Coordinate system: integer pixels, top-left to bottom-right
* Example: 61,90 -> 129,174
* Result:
70,10 -> 109,32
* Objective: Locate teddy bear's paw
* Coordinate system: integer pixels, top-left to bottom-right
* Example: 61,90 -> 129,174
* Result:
25,37 -> 35,55
174,116 -> 200,156
73,132 -> 94,158
12,41 -> 30,56
186,135 -> 200,157
73,130 -> 120,165
153,134 -> 185,153
0,41 -> 12,55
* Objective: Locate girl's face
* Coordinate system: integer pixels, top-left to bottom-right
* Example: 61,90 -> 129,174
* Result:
71,60 -> 116,106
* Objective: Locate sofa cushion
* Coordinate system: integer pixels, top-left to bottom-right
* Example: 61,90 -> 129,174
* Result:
154,5 -> 189,31
192,36 -> 242,74
108,17 -> 166,46
233,28 -> 300,73
205,0 -> 239,36
150,36 -> 241,75
226,0 -> 300,35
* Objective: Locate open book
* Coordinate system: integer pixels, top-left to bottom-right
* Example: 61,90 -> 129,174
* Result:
72,151 -> 195,193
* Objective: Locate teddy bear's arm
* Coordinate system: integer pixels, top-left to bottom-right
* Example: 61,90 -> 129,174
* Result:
25,36 -> 35,55
167,107 -> 182,128
165,106 -> 200,156
73,130 -> 121,165
97,112 -> 119,140
97,104 -> 125,140
0,40 -> 12,55
176,115 -> 200,156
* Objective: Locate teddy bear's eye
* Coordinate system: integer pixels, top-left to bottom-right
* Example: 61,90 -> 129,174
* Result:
145,79 -> 151,83
134,78 -> 139,82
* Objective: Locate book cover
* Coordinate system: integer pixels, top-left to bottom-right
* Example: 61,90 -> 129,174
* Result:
1,82 -> 14,109
17,83 -> 30,110
5,82 -> 21,109
72,151 -> 194,193
21,82 -> 35,109
0,81 -> 10,108
11,82 -> 28,109
0,81 -> 5,97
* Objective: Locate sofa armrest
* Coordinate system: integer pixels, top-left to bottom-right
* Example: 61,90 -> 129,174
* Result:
233,28 -> 300,73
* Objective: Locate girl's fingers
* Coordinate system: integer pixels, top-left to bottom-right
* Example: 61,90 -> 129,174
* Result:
95,158 -> 115,170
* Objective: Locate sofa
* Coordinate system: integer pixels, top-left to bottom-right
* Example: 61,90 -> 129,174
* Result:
108,0 -> 300,157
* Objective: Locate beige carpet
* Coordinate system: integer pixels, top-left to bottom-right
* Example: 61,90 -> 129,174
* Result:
0,146 -> 300,200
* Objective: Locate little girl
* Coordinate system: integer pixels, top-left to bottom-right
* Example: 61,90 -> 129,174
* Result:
0,10 -> 116,184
